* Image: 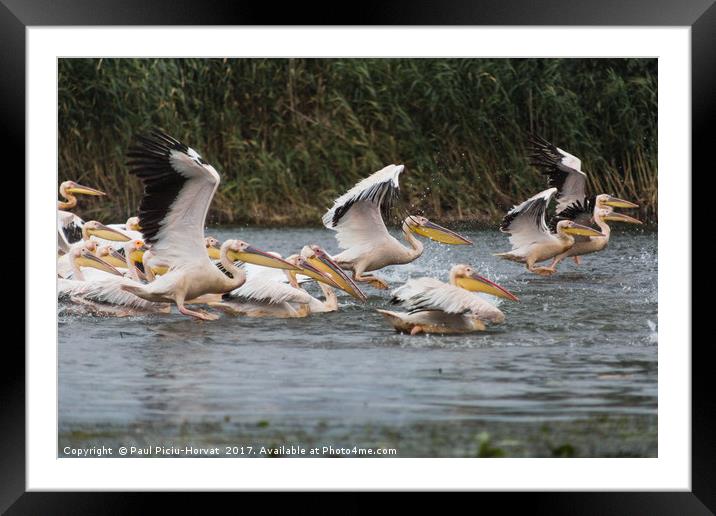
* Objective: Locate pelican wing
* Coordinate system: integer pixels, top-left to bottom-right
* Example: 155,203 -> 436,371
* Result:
58,211 -> 84,253
127,131 -> 220,267
390,277 -> 500,319
528,135 -> 587,213
500,188 -> 556,250
322,164 -> 403,250
58,276 -> 162,310
227,276 -> 312,305
548,195 -> 597,234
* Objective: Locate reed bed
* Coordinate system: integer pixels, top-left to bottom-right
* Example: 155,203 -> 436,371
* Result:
58,58 -> 657,226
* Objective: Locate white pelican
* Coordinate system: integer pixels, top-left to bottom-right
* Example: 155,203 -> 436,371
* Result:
211,253 -> 340,318
107,216 -> 143,241
57,221 -> 131,278
378,264 -> 519,335
496,188 -> 605,276
299,245 -> 367,301
57,181 -> 107,254
120,130 -> 297,320
545,195 -> 643,270
322,164 -> 472,289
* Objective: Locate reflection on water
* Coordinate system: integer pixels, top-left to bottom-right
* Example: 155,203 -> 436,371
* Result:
59,228 -> 657,456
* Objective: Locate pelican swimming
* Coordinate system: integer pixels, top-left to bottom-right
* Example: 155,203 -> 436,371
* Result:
119,130 -> 297,320
496,188 -> 605,276
211,253 -> 341,318
545,195 -> 643,270
57,221 -> 131,278
377,264 -> 519,335
322,164 -> 472,289
57,181 -> 107,254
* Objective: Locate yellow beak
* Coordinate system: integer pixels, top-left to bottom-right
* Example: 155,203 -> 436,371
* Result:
228,246 -> 299,271
129,248 -> 147,265
76,250 -> 122,276
305,253 -> 367,302
409,220 -> 473,245
603,196 -> 639,209
206,246 -> 221,260
151,264 -> 169,276
456,273 -> 520,302
87,223 -> 131,242
602,212 -> 643,224
67,183 -> 106,196
295,258 -> 342,289
103,249 -> 128,269
563,223 -> 605,237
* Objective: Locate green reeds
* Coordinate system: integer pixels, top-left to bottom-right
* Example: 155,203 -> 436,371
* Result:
58,58 -> 657,226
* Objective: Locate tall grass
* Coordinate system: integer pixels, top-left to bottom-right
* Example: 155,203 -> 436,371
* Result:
58,58 -> 657,227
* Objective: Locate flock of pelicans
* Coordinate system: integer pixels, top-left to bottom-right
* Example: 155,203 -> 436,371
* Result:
57,131 -> 641,335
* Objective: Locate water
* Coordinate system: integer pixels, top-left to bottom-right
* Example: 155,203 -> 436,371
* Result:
59,228 -> 657,457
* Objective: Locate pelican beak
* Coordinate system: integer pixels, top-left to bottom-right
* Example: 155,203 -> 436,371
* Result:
104,248 -> 128,268
295,258 -> 342,288
602,212 -> 643,224
456,272 -> 520,302
603,196 -> 639,209
87,223 -> 131,242
228,246 -> 298,271
410,220 -> 473,245
564,223 -> 605,237
151,265 -> 169,276
305,252 -> 367,302
76,249 -> 122,276
66,183 -> 106,196
129,244 -> 148,265
206,246 -> 221,260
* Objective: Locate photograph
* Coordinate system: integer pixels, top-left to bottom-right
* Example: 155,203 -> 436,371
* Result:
56,57 -> 658,459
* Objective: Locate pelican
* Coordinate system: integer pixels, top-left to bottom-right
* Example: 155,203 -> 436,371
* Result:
377,264 -> 519,335
57,221 -> 131,278
120,130 -> 297,320
299,245 -> 367,301
322,164 -> 472,289
211,253 -> 341,317
57,181 -> 106,254
141,236 -> 222,280
496,188 -> 605,276
545,194 -> 643,270
107,216 -> 143,240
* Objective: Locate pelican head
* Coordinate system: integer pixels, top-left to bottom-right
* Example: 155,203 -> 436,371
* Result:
598,208 -> 643,225
225,240 -> 298,270
450,264 -> 519,302
83,220 -> 132,242
205,236 -> 221,260
124,239 -> 149,265
60,181 -> 106,197
403,215 -> 472,245
73,245 -> 122,276
300,245 -> 368,301
556,220 -> 605,237
284,254 -> 341,289
126,216 -> 142,231
595,194 -> 639,209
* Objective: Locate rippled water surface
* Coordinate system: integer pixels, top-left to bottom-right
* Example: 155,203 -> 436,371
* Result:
59,228 -> 657,457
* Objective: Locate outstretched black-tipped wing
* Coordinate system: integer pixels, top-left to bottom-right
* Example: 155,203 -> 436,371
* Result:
321,164 -> 403,250
528,134 -> 587,213
500,188 -> 556,250
126,130 -> 220,266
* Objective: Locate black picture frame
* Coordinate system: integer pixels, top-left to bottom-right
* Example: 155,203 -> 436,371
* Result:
5,0 -> 708,511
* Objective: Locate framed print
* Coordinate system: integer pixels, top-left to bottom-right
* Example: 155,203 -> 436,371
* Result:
5,0 -> 710,511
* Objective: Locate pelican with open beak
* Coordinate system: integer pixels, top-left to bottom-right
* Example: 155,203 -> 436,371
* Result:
321,164 -> 472,290
378,264 -> 519,335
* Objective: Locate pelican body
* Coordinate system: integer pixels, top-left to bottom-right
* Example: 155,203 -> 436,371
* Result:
322,164 -> 471,289
378,264 -> 519,335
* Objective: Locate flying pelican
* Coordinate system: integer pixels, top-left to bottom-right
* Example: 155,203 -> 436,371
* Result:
496,188 -> 605,276
120,130 -> 297,320
57,181 -> 107,254
377,264 -> 519,335
322,164 -> 472,289
545,195 -> 643,270
211,253 -> 340,317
